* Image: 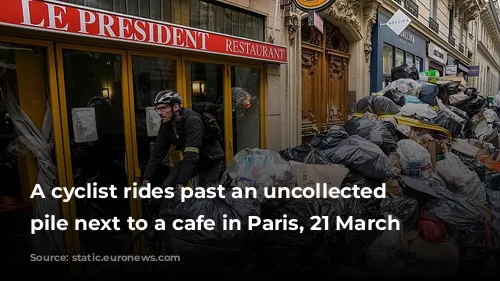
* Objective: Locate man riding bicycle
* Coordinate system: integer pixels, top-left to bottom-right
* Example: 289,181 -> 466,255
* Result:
141,90 -> 225,192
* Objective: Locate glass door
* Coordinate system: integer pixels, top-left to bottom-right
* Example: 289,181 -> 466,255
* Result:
127,52 -> 181,224
0,37 -> 68,271
230,66 -> 264,156
184,59 -> 228,179
56,44 -> 135,265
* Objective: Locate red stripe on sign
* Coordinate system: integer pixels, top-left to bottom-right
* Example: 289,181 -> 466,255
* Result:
0,0 -> 287,64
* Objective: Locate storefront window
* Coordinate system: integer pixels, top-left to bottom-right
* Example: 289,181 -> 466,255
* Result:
407,53 -> 415,65
396,48 -> 404,67
60,49 -> 131,260
185,61 -> 225,174
415,57 -> 423,71
231,67 -> 261,156
176,0 -> 265,41
130,55 -> 177,220
0,42 -> 65,266
383,43 -> 393,75
60,0 -> 265,41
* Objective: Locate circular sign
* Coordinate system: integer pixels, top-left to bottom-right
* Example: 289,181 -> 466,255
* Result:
293,0 -> 337,12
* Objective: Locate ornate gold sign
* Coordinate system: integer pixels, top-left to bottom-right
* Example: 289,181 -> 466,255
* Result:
292,0 -> 336,12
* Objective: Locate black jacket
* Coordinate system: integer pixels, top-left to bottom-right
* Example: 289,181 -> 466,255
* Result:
142,108 -> 225,185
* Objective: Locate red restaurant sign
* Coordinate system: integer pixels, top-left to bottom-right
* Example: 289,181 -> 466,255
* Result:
0,0 -> 287,63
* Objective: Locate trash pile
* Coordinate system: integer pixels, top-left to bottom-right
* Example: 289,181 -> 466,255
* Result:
159,63 -> 500,277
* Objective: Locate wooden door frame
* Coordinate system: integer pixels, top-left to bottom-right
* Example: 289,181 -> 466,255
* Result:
325,49 -> 351,124
227,62 -> 267,152
300,19 -> 351,138
125,50 -> 183,253
0,34 -> 71,265
181,57 -> 233,164
55,43 -> 134,265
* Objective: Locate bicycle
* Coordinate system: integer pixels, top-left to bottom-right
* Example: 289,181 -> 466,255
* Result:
117,176 -> 211,273
118,196 -> 164,274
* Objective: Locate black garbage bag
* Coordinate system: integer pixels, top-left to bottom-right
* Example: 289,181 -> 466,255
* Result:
418,82 -> 438,106
356,95 -> 374,113
464,87 -> 478,96
453,152 -> 500,188
342,170 -> 383,189
391,63 -> 419,81
309,125 -> 349,150
341,172 -> 383,263
342,196 -> 384,266
398,175 -> 440,207
379,197 -> 420,230
433,108 -> 465,138
487,182 -> 500,233
356,95 -> 400,115
437,82 -> 459,105
447,105 -> 473,127
437,87 -> 450,105
160,188 -> 263,276
446,82 -> 460,95
456,95 -> 486,117
489,174 -> 500,191
259,198 -> 346,273
383,88 -> 406,106
279,143 -> 331,165
302,149 -> 331,165
423,178 -> 499,263
424,178 -> 484,229
344,117 -> 398,155
322,135 -> 396,180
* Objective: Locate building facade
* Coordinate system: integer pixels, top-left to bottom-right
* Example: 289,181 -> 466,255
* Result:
371,10 -> 427,91
281,0 -> 381,143
370,0 -> 483,93
0,0 -> 287,272
470,0 -> 500,96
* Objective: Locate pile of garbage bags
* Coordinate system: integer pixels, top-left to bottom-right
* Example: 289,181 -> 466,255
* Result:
159,132 -> 500,277
158,63 -> 500,277
357,63 -> 491,140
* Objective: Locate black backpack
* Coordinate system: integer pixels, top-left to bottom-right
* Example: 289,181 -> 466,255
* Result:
191,102 -> 223,145
200,111 -> 222,142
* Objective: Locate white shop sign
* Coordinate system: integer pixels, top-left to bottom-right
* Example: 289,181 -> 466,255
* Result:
446,65 -> 457,75
384,9 -> 412,36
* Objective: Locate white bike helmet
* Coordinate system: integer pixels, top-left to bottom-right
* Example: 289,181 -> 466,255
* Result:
153,90 -> 183,106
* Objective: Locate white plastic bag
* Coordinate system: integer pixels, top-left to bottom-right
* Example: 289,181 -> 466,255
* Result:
493,94 -> 500,108
399,103 -> 438,119
387,78 -> 422,96
484,109 -> 499,123
396,139 -> 433,177
222,148 -> 296,204
436,152 -> 486,204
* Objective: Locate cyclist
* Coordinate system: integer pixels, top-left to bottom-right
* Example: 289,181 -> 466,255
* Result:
141,90 -> 225,192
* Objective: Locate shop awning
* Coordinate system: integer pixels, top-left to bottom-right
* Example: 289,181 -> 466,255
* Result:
0,0 -> 288,64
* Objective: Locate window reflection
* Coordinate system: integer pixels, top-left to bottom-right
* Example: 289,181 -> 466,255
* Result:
186,62 -> 225,180
383,43 -> 393,75
131,55 -> 176,222
395,48 -> 404,67
231,67 -> 260,155
416,57 -> 422,72
61,49 -> 130,259
407,53 -> 415,65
